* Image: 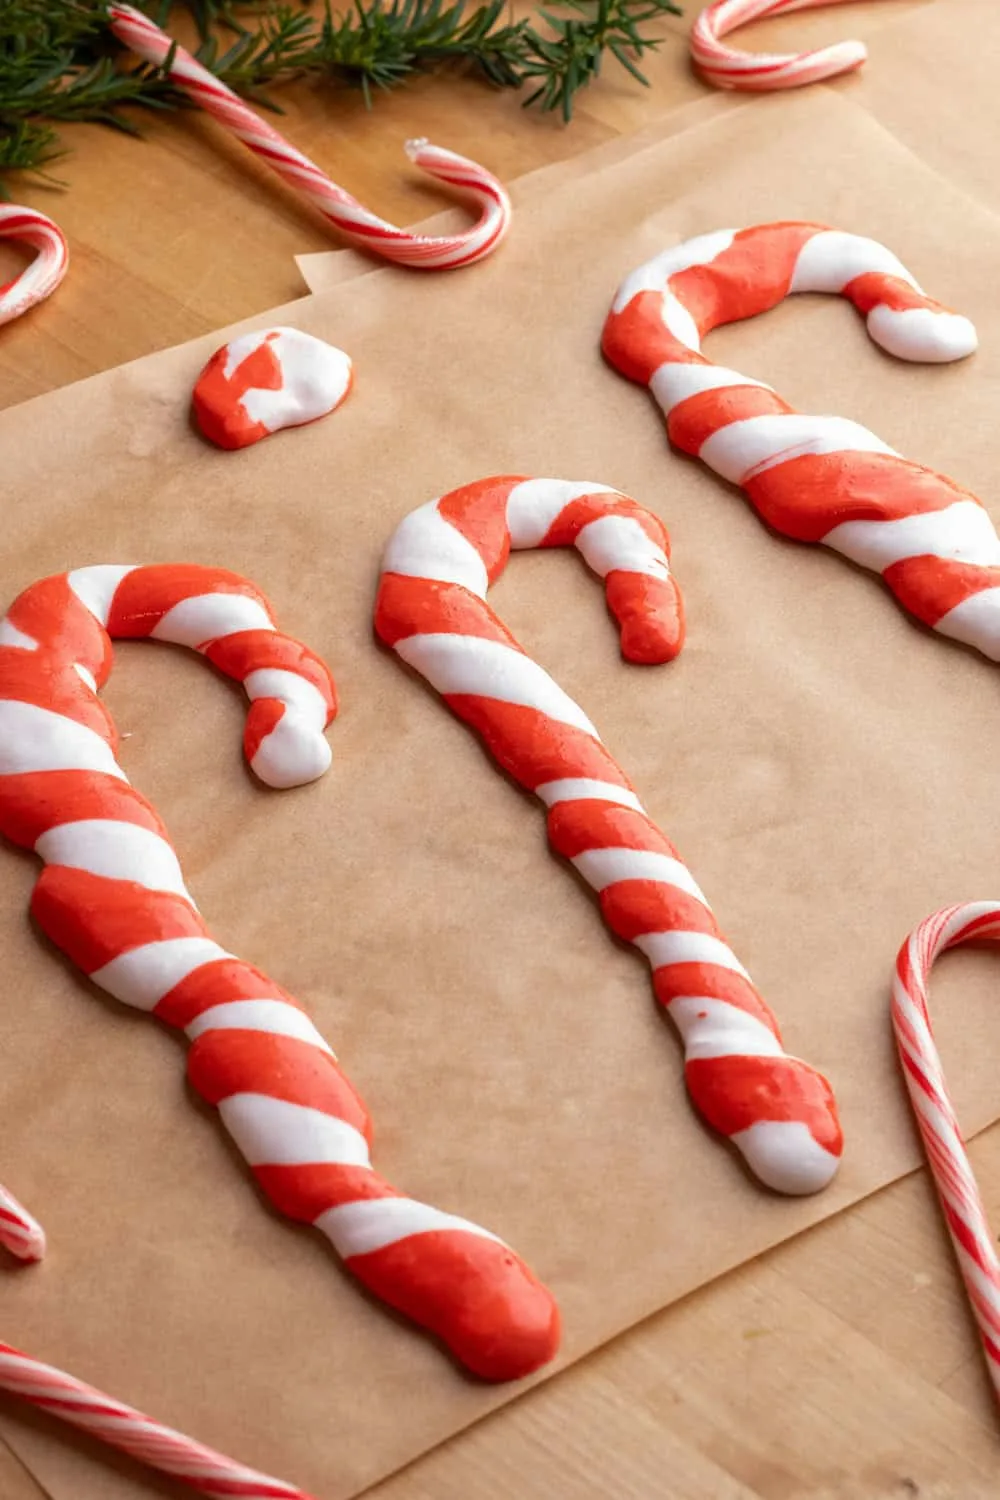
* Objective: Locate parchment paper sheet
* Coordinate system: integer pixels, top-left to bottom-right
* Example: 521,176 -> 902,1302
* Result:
4,88 -> 1000,1500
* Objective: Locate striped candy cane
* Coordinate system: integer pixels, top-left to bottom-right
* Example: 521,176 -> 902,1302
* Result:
0,206 -> 68,327
0,1338 -> 314,1498
0,564 -> 558,1381
375,476 -> 843,1195
107,5 -> 511,271
0,1183 -> 45,1262
690,0 -> 868,91
892,903 -> 1000,1406
601,224 -> 1000,659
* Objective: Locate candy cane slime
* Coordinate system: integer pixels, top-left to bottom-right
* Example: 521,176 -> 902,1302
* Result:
0,206 -> 68,326
601,224 -> 1000,659
108,5 -> 510,271
892,903 -> 1000,1405
691,0 -> 868,91
375,476 -> 842,1195
0,564 -> 557,1381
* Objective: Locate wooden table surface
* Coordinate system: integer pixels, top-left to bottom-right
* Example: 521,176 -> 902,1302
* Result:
3,4 -> 999,1497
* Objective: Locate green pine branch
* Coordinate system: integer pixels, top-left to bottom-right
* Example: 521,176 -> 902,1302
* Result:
0,0 -> 682,190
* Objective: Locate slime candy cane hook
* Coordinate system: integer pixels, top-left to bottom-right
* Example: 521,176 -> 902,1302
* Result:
0,564 -> 558,1381
0,206 -> 68,327
108,5 -> 511,270
892,903 -> 1000,1407
375,476 -> 843,1195
601,224 -> 1000,661
690,0 -> 869,91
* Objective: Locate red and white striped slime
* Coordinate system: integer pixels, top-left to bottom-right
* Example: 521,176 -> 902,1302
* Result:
0,563 -> 558,1381
376,476 -> 843,1195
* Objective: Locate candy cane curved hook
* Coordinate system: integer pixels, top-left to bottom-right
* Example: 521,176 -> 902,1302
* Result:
0,564 -> 558,1381
892,902 -> 1000,1408
375,476 -> 843,1195
690,0 -> 868,91
0,206 -> 68,327
108,5 -> 511,271
601,223 -> 1000,659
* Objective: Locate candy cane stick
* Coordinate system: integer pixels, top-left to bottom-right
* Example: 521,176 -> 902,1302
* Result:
375,476 -> 843,1195
690,0 -> 868,90
0,1338 -> 314,1498
601,224 -> 1000,659
0,564 -> 558,1380
0,206 -> 68,327
0,1184 -> 45,1262
107,5 -> 511,271
892,902 -> 1000,1406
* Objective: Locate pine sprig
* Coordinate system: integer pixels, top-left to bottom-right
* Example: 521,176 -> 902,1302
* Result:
0,0 -> 683,189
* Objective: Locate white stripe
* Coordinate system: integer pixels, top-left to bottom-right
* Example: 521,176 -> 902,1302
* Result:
218,1094 -> 371,1168
788,231 -> 919,296
535,778 -> 643,811
667,995 -> 784,1060
935,588 -> 1000,662
506,478 -> 616,549
67,565 -> 137,625
381,501 -> 489,596
91,937 -> 231,1011
184,999 -> 335,1055
632,929 -> 751,980
73,664 -> 97,692
699,414 -> 896,485
34,820 -> 193,901
395,634 -> 600,737
730,1120 -> 840,1195
823,499 -> 1000,573
575,514 -> 670,582
151,593 -> 274,649
571,847 -> 706,902
315,1196 -> 500,1258
650,362 -> 771,415
0,701 -> 125,779
0,619 -> 37,651
611,231 -> 736,314
660,294 -> 702,353
867,305 -> 978,365
242,668 -> 329,729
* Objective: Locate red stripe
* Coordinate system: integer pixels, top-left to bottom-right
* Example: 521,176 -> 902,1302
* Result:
155,957 -> 299,1028
653,963 -> 782,1036
243,699 -> 284,764
540,494 -> 667,553
602,291 -> 696,386
442,698 -> 628,794
203,630 -> 336,712
192,342 -> 280,453
0,652 -> 114,738
253,1162 -> 390,1219
844,272 -> 945,317
106,566 -> 273,637
882,554 -> 1000,627
5,576 -> 111,682
0,771 -> 165,849
375,575 -> 518,651
605,571 -> 685,663
30,867 -> 207,973
686,1053 -> 842,1151
346,1230 -> 560,1382
186,1031 -> 371,1135
600,880 -> 719,943
668,385 -> 793,455
744,453 -> 968,543
666,223 -> 823,336
547,803 -> 670,860
436,477 -> 525,582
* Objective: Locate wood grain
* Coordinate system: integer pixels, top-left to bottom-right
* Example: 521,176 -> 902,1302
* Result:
4,3 -> 993,1498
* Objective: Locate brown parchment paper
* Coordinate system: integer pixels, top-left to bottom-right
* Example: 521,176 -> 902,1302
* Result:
4,87 -> 1000,1500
